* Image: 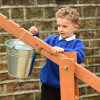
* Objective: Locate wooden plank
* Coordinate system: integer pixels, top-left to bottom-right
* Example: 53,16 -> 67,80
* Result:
75,63 -> 100,92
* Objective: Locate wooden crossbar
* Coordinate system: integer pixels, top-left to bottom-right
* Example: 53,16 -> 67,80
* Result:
0,13 -> 100,99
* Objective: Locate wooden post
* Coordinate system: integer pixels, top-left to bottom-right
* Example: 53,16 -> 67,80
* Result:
59,58 -> 75,100
59,52 -> 79,100
63,52 -> 79,100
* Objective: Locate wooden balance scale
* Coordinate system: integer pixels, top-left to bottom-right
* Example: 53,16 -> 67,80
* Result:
0,13 -> 100,100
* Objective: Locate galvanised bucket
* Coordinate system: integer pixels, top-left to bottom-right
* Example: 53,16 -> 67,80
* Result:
5,39 -> 36,78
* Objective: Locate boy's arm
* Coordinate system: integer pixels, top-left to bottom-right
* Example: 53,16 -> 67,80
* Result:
29,26 -> 39,36
29,26 -> 85,64
29,26 -> 49,42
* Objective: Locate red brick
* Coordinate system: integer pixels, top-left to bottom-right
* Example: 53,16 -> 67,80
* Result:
15,94 -> 34,100
7,82 -> 25,93
35,92 -> 41,100
0,64 -> 8,70
0,84 -> 3,93
79,87 -> 86,96
0,73 -> 15,81
83,96 -> 100,100
0,96 -> 12,100
87,86 -> 97,94
26,81 -> 39,90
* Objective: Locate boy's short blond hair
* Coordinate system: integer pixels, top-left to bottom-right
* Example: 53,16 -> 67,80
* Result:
56,7 -> 79,24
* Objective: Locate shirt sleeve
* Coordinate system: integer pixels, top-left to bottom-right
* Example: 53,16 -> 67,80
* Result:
63,40 -> 85,64
33,32 -> 40,38
34,32 -> 52,44
43,35 -> 53,44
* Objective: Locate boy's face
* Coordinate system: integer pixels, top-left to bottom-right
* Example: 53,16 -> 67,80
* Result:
57,18 -> 79,39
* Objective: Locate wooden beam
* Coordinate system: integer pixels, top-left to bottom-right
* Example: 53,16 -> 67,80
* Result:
75,63 -> 100,92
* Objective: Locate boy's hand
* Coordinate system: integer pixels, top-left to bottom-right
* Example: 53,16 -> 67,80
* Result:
51,46 -> 64,56
29,26 -> 38,35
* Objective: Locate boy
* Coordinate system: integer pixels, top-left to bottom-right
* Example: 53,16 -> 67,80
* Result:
29,7 -> 85,100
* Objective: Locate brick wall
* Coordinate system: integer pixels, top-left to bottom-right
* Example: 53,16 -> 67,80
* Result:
0,0 -> 100,100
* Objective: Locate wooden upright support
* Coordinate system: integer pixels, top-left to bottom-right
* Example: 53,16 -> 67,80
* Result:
59,58 -> 75,100
59,52 -> 79,100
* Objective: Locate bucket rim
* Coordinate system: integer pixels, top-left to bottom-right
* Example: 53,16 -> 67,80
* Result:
5,39 -> 34,51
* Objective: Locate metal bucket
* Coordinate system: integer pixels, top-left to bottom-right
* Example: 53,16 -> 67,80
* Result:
5,39 -> 36,78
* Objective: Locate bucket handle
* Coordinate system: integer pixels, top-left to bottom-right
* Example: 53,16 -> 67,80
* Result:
15,30 -> 28,45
